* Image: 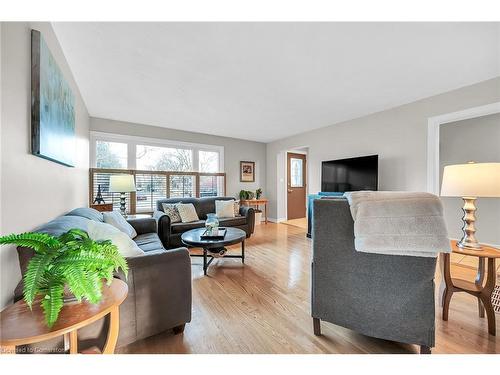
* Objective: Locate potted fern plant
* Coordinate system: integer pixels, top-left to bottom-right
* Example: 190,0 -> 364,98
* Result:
0,229 -> 128,327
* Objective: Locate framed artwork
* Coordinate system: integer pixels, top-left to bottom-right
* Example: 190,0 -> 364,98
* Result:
31,29 -> 75,167
240,161 -> 255,182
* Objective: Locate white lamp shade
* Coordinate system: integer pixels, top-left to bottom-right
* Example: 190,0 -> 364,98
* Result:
109,175 -> 136,193
441,162 -> 500,198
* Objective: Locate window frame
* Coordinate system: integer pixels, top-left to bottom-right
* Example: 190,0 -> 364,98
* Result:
90,131 -> 224,172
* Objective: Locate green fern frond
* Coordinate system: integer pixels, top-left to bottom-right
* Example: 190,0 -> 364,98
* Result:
23,252 -> 57,307
2,228 -> 128,327
0,232 -> 61,253
40,280 -> 65,327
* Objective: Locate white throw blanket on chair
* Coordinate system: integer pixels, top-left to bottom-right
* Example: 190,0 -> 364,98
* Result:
343,191 -> 451,258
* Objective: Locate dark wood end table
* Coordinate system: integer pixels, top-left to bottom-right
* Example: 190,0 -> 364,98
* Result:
442,240 -> 499,336
181,227 -> 246,275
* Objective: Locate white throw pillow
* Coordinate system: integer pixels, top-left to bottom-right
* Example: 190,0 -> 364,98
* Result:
176,203 -> 200,223
216,200 -> 235,218
233,201 -> 241,216
87,221 -> 143,258
162,203 -> 182,223
103,211 -> 137,239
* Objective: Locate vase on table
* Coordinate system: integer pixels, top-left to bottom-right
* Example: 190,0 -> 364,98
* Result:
205,213 -> 219,235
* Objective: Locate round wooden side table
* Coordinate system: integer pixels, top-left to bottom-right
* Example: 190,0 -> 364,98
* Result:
442,240 -> 499,336
0,279 -> 128,354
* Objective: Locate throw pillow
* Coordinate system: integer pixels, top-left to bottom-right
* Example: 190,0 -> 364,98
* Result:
103,211 -> 138,239
233,201 -> 240,216
162,203 -> 181,223
177,203 -> 200,223
87,221 -> 143,258
216,200 -> 235,218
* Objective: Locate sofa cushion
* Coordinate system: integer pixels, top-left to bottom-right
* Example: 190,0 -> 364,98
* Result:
219,216 -> 247,227
215,200 -> 235,218
134,233 -> 165,252
88,221 -> 143,257
35,216 -> 90,236
171,220 -> 206,234
103,211 -> 138,238
65,207 -> 104,222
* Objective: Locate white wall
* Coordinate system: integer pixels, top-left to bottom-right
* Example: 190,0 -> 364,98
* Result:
266,77 -> 500,220
90,117 -> 266,199
440,113 -> 500,246
0,23 -> 90,308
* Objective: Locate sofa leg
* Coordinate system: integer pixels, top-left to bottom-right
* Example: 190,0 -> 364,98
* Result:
420,345 -> 431,354
313,318 -> 321,336
173,324 -> 186,335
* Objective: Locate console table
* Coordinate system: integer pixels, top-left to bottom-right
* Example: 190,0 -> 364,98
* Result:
442,240 -> 499,336
240,198 -> 268,224
0,279 -> 128,354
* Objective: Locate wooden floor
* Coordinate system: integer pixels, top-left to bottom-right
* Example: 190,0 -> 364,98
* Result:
117,223 -> 499,354
282,217 -> 308,230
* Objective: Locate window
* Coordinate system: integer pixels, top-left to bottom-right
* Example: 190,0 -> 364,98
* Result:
95,141 -> 127,169
290,158 -> 303,187
91,132 -> 225,211
136,145 -> 193,171
91,132 -> 223,172
199,150 -> 219,173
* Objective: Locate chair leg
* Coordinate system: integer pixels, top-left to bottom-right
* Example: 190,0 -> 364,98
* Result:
173,324 -> 186,335
420,345 -> 431,354
313,318 -> 321,336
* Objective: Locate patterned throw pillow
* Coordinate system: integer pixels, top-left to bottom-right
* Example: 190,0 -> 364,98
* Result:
162,203 -> 181,223
176,203 -> 200,223
234,201 -> 240,216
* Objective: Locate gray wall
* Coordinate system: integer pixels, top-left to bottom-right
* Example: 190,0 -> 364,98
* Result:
0,23 -> 90,309
90,117 -> 266,199
440,113 -> 500,246
266,77 -> 500,220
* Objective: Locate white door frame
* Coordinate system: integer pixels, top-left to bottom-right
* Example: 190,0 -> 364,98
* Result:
427,102 -> 500,195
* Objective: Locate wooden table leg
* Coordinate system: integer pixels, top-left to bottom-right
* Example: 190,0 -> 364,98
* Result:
476,257 -> 485,318
480,258 -> 497,336
103,306 -> 120,354
442,253 -> 454,321
69,330 -> 78,354
265,203 -> 268,224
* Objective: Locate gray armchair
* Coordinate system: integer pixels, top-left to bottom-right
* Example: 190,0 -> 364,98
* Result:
311,198 -> 437,354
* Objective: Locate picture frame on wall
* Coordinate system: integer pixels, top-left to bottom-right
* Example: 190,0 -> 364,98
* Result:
31,29 -> 76,167
240,161 -> 255,182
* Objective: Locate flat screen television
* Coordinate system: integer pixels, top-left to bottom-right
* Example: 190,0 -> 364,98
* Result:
321,155 -> 378,192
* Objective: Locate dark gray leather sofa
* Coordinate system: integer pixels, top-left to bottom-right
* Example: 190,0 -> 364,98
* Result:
311,198 -> 437,354
14,207 -> 192,352
154,197 -> 255,249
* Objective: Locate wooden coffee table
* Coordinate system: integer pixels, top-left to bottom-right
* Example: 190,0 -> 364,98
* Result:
0,279 -> 128,354
442,240 -> 500,336
181,227 -> 246,275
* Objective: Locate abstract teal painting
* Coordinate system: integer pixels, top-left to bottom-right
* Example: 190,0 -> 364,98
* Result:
31,29 -> 75,167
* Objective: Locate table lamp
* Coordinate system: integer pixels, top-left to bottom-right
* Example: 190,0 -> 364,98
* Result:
109,174 -> 136,217
440,162 -> 500,250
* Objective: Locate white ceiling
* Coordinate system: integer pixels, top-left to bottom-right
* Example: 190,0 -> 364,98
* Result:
52,22 -> 500,143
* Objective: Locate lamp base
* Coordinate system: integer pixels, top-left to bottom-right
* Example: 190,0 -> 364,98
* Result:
119,193 -> 127,218
457,197 -> 482,251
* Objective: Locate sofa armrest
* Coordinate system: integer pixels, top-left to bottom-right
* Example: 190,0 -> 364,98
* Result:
119,247 -> 192,342
239,205 -> 255,235
153,210 -> 171,248
127,217 -> 157,235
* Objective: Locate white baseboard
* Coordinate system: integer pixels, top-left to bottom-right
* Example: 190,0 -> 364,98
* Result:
267,217 -> 287,223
